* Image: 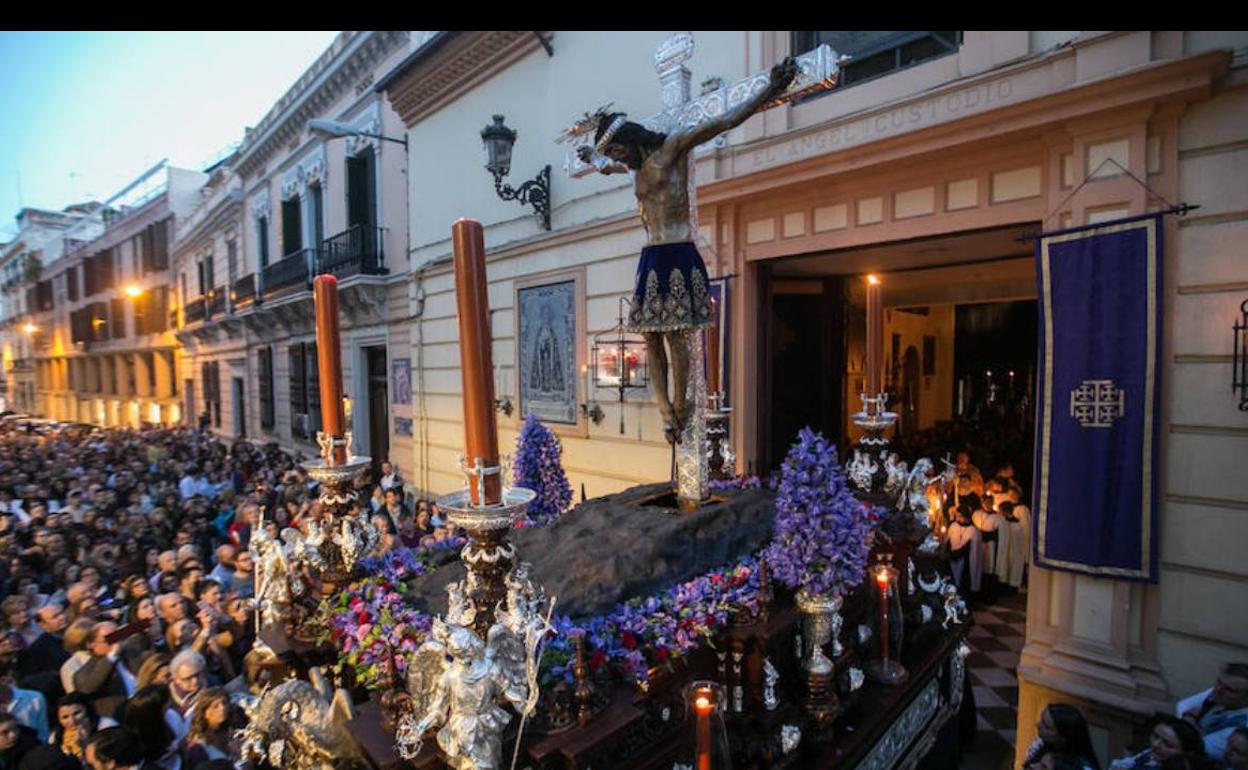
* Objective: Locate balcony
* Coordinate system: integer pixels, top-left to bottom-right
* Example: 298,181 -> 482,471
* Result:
262,248 -> 315,302
231,273 -> 257,310
185,297 -> 206,325
207,286 -> 226,317
319,225 -> 387,280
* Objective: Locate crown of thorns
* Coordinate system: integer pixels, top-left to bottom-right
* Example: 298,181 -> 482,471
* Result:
556,104 -> 627,151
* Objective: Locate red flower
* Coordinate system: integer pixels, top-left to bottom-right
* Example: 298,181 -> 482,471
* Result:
653,647 -> 669,663
710,574 -> 723,585
588,650 -> 607,671
622,632 -> 637,650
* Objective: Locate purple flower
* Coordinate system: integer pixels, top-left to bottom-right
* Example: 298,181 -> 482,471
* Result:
764,427 -> 874,597
512,414 -> 573,525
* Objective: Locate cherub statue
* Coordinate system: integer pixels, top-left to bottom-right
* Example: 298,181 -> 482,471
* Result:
882,452 -> 908,498
236,668 -> 366,770
398,573 -> 553,770
899,458 -> 936,523
563,57 -> 799,445
941,583 -> 967,629
848,448 -> 878,492
334,514 -> 379,574
251,525 -> 291,628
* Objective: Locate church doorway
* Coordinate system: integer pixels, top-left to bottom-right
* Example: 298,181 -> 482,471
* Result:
759,222 -> 1039,766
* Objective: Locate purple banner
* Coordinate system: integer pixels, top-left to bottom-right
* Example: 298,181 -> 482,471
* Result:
1033,214 -> 1162,581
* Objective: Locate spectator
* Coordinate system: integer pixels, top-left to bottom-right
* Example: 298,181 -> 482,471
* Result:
1024,703 -> 1102,770
83,726 -> 144,770
119,687 -> 179,770
1176,663 -> 1248,760
58,621 -> 94,696
49,692 -> 116,765
165,652 -> 203,744
1224,727 -> 1248,770
0,712 -> 39,769
1109,715 -> 1205,770
72,623 -> 139,721
0,662 -> 48,742
181,688 -> 232,767
16,604 -> 69,682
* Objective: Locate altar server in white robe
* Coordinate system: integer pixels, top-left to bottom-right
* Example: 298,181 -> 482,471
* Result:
947,501 -> 983,594
999,489 -> 1031,588
973,493 -> 1010,581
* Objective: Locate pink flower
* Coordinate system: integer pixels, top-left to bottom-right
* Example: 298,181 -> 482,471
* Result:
355,623 -> 373,642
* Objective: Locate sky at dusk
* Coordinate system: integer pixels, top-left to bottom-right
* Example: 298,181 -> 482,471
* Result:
0,31 -> 341,240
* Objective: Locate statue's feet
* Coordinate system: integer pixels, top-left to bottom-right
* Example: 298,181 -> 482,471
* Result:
664,423 -> 682,446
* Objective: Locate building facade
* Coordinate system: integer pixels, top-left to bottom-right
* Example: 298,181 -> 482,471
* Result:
13,162 -> 206,427
179,30 -> 417,476
380,30 -> 1248,764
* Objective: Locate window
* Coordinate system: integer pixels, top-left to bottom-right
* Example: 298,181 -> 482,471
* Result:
257,216 -> 270,268
791,31 -> 961,91
201,360 -> 221,428
259,347 -> 275,430
347,152 -> 376,230
197,255 -> 214,297
287,341 -> 321,441
226,240 -> 238,288
110,298 -> 126,339
66,268 -> 78,302
282,197 -> 302,257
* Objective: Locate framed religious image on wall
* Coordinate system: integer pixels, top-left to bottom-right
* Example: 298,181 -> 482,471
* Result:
514,270 -> 587,434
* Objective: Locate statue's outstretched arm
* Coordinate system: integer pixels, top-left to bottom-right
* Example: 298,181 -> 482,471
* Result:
666,56 -> 799,158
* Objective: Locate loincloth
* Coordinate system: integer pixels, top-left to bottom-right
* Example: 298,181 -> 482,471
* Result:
625,241 -> 713,333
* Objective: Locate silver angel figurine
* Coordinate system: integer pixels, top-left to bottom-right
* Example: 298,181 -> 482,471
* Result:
236,668 -> 364,770
397,573 -> 553,770
335,514 -> 379,573
941,582 -> 967,629
899,458 -> 935,524
848,448 -> 878,492
882,452 -> 908,498
250,526 -> 291,628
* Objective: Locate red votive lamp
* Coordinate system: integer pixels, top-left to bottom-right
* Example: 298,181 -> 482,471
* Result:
695,689 -> 712,770
452,219 -> 501,506
313,275 -> 346,465
876,567 -> 891,663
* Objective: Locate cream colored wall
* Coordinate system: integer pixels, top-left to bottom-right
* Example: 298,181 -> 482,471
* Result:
1155,79 -> 1248,698
404,31 -> 750,497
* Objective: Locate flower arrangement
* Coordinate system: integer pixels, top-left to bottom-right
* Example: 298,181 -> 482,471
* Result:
708,474 -> 763,493
512,413 -> 572,524
764,427 -> 877,599
317,547 -> 438,690
539,558 -> 760,689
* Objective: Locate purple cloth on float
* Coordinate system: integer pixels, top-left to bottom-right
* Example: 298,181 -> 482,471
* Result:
1033,213 -> 1162,582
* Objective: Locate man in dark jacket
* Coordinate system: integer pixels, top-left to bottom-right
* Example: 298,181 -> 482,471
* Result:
0,713 -> 39,770
16,604 -> 69,680
71,623 -> 141,721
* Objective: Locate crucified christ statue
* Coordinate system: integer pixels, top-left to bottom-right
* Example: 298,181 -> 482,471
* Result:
573,56 -> 798,445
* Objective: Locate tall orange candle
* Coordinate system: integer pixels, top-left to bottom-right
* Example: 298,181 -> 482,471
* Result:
705,297 -> 720,397
694,690 -> 712,770
313,274 -> 346,465
452,219 -> 501,506
865,274 -> 883,403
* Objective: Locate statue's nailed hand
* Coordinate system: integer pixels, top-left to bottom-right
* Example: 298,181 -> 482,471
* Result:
576,146 -> 593,164
769,56 -> 799,95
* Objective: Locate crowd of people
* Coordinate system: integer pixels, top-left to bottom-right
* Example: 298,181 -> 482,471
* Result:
1021,663 -> 1248,770
932,451 -> 1031,603
0,418 -> 443,770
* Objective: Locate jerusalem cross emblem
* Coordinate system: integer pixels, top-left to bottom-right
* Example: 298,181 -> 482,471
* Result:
1069,379 -> 1125,428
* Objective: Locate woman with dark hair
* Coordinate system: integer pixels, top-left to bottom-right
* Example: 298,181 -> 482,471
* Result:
49,692 -> 116,764
182,688 -> 233,767
120,685 -> 181,770
1024,704 -> 1102,770
1109,715 -> 1205,770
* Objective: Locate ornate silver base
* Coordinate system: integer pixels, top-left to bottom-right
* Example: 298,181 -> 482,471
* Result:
437,487 -> 538,532
676,329 -> 709,507
796,592 -> 843,675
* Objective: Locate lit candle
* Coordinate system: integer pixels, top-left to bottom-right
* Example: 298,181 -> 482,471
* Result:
705,296 -> 720,399
865,275 -> 882,408
452,219 -> 501,506
876,568 -> 891,663
313,275 -> 346,465
695,689 -> 712,770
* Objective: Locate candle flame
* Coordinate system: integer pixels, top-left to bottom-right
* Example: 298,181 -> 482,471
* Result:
867,274 -> 881,285
695,695 -> 712,712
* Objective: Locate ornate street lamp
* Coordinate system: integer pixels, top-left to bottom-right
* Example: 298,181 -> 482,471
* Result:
480,115 -> 551,231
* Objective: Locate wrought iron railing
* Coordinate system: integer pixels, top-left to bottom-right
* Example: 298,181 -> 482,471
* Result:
319,225 -> 387,279
207,286 -> 226,317
185,297 -> 206,324
231,273 -> 257,310
262,248 -> 316,300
